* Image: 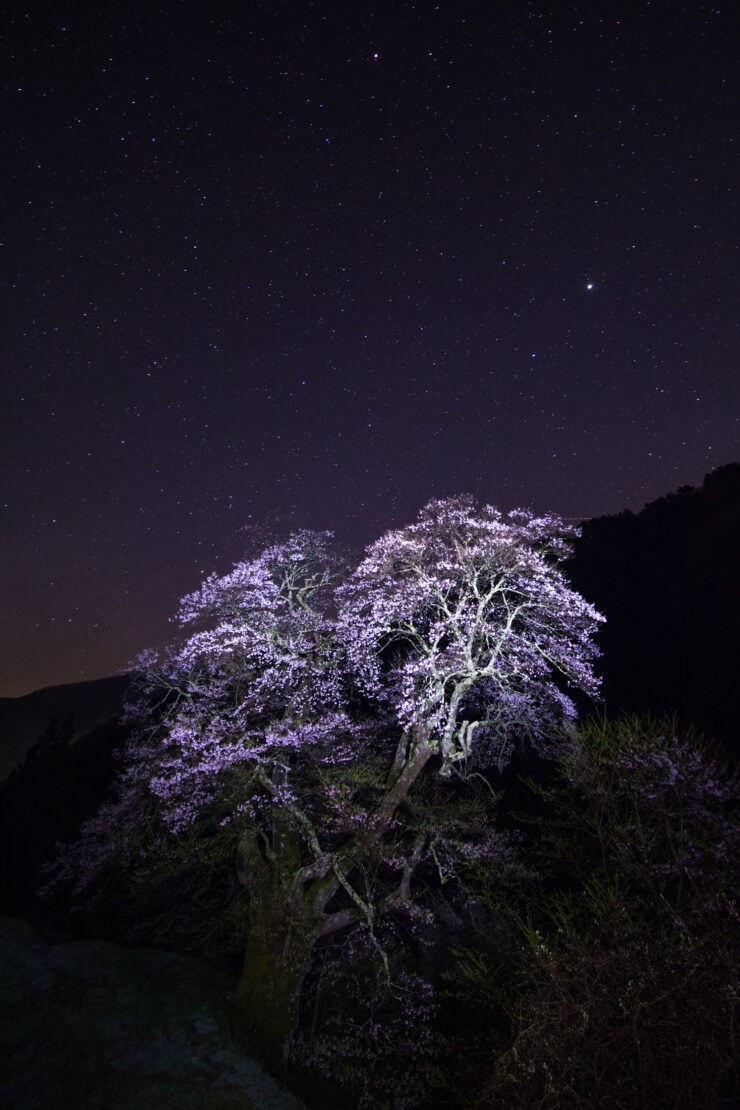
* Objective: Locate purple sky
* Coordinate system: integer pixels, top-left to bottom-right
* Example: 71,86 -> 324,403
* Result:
2,1 -> 738,696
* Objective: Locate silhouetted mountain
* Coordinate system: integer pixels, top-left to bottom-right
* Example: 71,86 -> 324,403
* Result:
0,713 -> 131,915
567,463 -> 740,758
0,674 -> 131,779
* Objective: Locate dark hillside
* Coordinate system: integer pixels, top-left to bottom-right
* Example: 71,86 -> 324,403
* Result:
0,714 -> 130,917
567,463 -> 740,758
0,674 -> 130,780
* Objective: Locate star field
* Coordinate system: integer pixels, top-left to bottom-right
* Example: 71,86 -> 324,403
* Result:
2,1 -> 738,695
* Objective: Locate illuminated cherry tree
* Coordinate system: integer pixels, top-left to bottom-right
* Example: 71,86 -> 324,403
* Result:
46,496 -> 604,1088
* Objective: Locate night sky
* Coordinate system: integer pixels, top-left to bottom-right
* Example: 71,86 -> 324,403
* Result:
3,2 -> 738,697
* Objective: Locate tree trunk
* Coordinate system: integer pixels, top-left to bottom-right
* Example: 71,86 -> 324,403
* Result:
233,878 -> 319,1078
229,740 -> 434,1076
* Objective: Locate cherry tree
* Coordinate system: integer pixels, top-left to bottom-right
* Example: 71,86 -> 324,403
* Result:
336,496 -> 603,776
46,496 -> 604,1083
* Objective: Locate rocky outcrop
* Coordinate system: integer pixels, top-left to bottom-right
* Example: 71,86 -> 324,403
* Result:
0,916 -> 303,1110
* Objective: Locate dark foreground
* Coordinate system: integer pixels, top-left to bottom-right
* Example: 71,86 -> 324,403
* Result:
0,917 -> 303,1110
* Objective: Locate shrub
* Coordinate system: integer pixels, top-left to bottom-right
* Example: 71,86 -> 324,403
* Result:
454,717 -> 740,1109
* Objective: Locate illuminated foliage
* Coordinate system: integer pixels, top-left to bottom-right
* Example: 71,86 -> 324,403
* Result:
45,497 -> 604,1099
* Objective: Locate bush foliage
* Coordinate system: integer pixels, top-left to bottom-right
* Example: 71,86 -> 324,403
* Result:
450,716 -> 739,1110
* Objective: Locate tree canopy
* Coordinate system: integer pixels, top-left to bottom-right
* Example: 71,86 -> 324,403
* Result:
46,495 -> 605,1096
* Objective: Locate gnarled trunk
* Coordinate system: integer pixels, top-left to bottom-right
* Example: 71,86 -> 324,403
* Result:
233,831 -> 321,1076
230,738 -> 434,1075
234,894 -> 317,1077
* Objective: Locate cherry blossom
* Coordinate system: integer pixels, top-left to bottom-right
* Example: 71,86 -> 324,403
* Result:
44,496 -> 604,1089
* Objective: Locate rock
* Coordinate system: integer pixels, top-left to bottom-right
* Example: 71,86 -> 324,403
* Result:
0,917 -> 304,1110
